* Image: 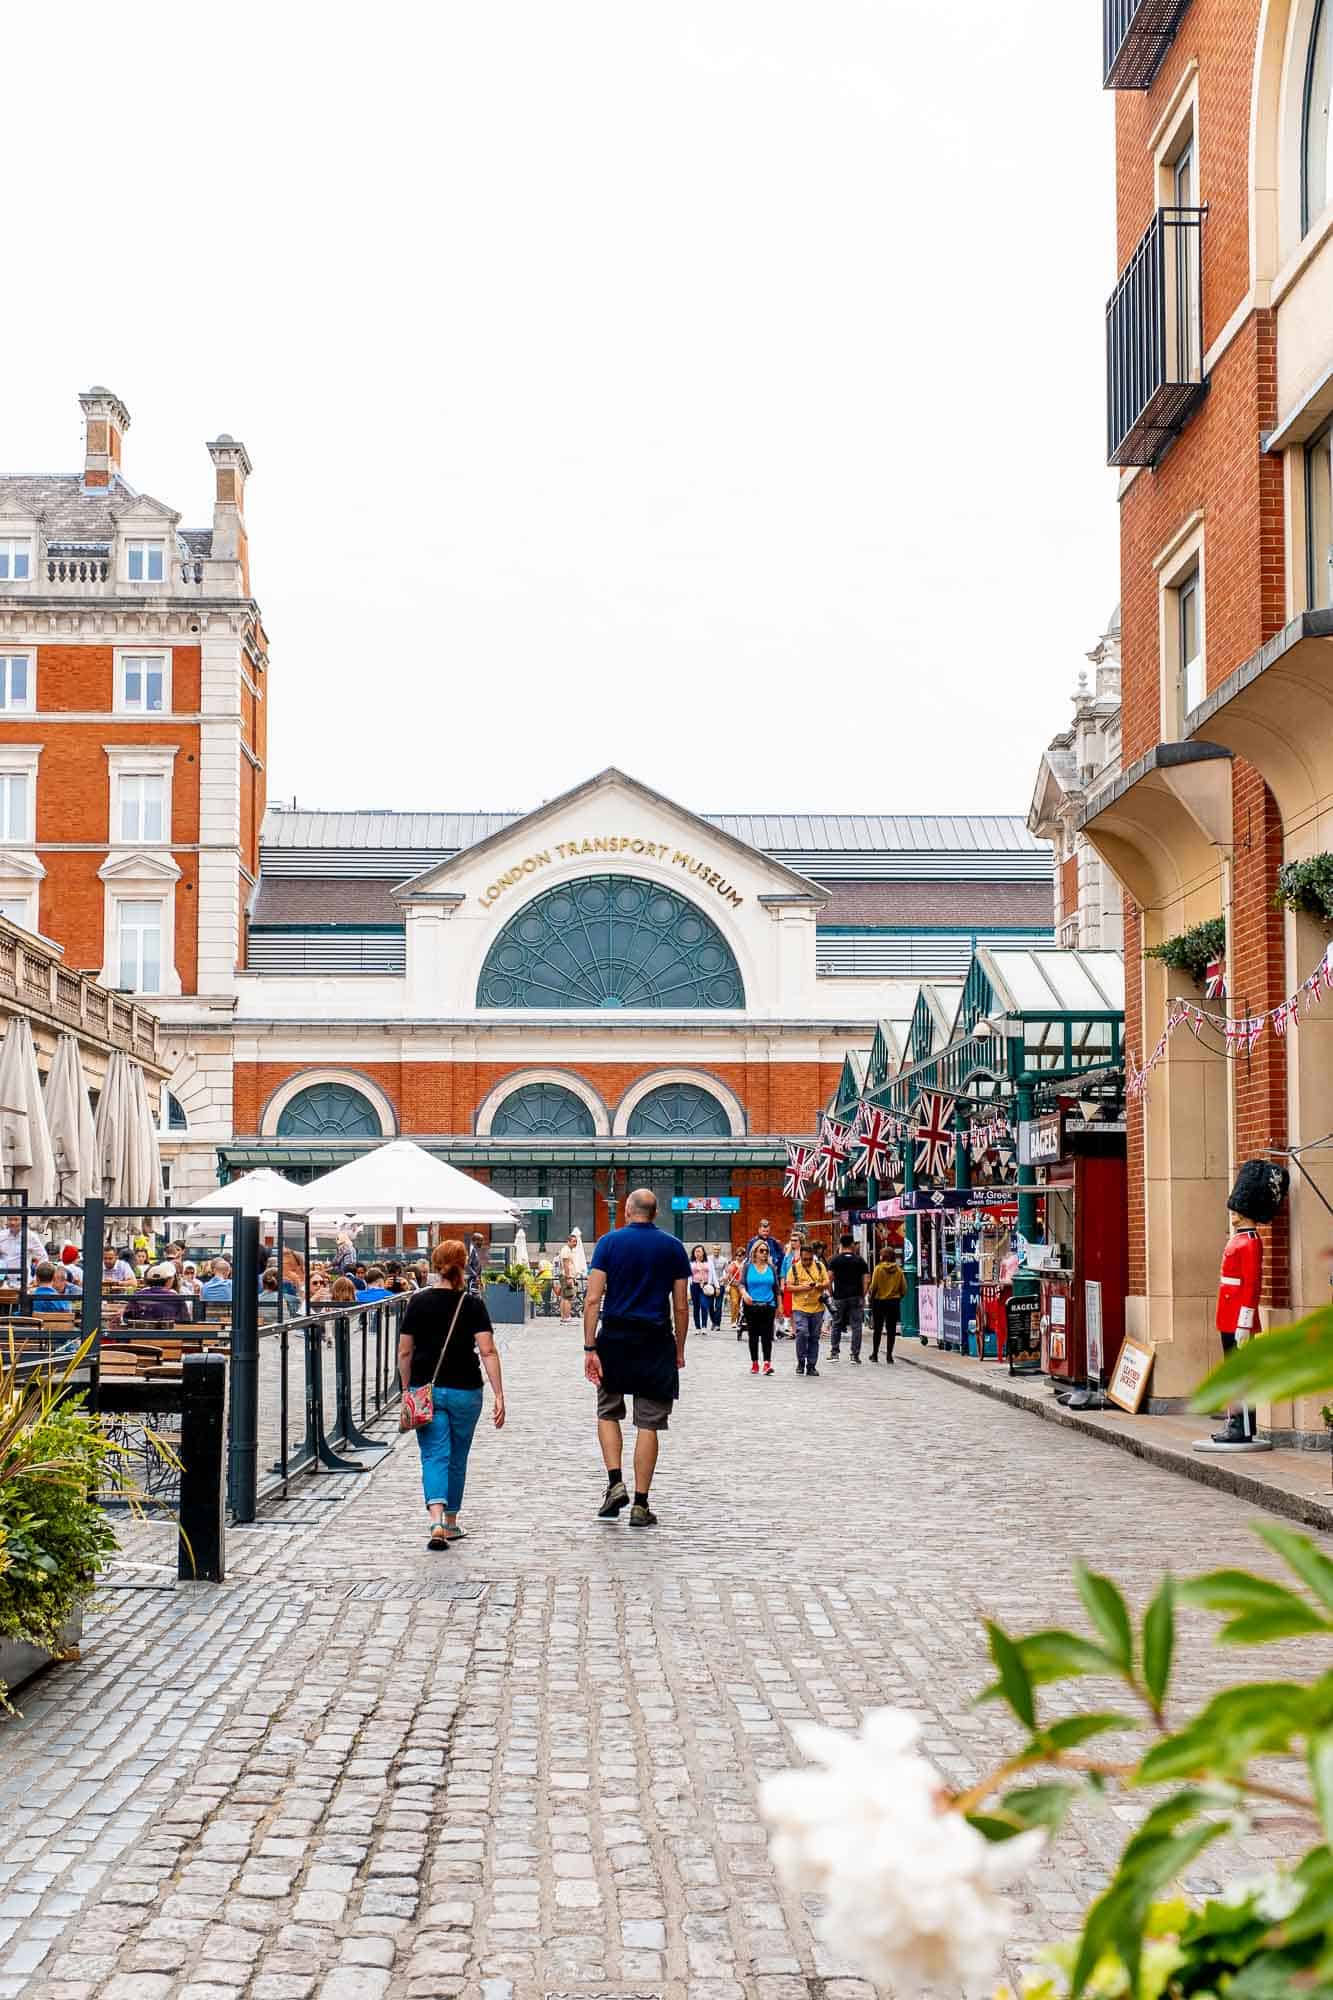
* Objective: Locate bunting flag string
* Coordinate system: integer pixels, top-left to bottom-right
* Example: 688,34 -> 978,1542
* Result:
783,1140 -> 815,1200
850,1104 -> 895,1182
913,1089 -> 957,1181
1126,945 -> 1333,1101
812,1116 -> 852,1189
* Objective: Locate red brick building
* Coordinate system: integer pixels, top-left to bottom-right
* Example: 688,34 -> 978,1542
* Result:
1085,0 -> 1333,1428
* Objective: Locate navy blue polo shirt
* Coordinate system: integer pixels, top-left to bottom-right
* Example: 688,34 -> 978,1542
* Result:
590,1222 -> 691,1328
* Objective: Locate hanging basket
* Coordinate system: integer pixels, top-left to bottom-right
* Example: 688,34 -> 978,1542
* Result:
1144,916 -> 1226,986
1275,855 -> 1333,927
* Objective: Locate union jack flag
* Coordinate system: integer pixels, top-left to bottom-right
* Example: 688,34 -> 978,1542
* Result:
913,1089 -> 957,1181
850,1103 -> 894,1182
813,1117 -> 852,1189
1205,955 -> 1227,1001
783,1141 -> 815,1199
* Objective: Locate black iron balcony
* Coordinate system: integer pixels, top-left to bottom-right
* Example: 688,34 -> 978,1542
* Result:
1104,0 -> 1193,90
1107,206 -> 1207,467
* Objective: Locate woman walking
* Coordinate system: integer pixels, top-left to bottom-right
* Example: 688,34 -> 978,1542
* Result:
740,1239 -> 778,1375
398,1238 -> 506,1551
725,1250 -> 745,1336
868,1248 -> 907,1362
706,1248 -> 726,1330
689,1244 -> 713,1332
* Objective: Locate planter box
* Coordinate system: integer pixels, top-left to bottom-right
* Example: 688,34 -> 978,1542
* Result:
0,1609 -> 83,1698
484,1284 -> 528,1325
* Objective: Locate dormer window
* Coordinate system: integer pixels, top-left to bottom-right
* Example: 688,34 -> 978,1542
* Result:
0,539 -> 31,581
126,538 -> 165,584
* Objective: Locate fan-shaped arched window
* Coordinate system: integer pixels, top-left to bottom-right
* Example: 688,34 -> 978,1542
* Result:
491,1082 -> 596,1138
276,1080 -> 382,1139
163,1091 -> 187,1132
626,1082 -> 731,1139
1305,0 -> 1333,233
476,875 -> 744,1009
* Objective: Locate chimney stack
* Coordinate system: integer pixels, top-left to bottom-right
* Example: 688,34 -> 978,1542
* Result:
206,434 -> 253,584
79,386 -> 131,489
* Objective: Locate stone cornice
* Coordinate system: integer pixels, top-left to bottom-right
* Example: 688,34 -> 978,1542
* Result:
0,602 -> 257,639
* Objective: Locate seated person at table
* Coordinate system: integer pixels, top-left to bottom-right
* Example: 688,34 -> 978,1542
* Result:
102,1245 -> 137,1285
48,1263 -> 79,1301
123,1264 -> 190,1326
30,1261 -> 72,1311
200,1256 -> 233,1303
330,1275 -> 358,1306
59,1243 -> 83,1285
0,1213 -> 47,1280
356,1264 -> 393,1303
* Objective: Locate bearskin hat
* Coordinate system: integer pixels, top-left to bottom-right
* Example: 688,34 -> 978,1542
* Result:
1226,1159 -> 1290,1224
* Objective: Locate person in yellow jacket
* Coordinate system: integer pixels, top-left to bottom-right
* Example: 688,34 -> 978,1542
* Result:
784,1235 -> 829,1377
868,1250 -> 907,1363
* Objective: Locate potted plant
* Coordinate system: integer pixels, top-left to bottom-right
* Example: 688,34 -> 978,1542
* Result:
1144,915 -> 1226,986
1275,854 -> 1333,925
0,1338 -> 121,1706
481,1263 -> 531,1325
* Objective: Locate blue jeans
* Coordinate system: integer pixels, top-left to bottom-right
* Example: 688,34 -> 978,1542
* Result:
416,1386 -> 484,1512
793,1309 -> 823,1370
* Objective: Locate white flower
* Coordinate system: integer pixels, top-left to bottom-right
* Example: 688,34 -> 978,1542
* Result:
760,1707 -> 1045,1994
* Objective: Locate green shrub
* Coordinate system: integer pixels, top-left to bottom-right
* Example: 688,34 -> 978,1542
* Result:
1144,916 -> 1226,985
1275,853 -> 1333,923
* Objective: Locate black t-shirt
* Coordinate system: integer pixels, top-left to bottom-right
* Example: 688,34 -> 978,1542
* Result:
402,1287 -> 489,1390
829,1251 -> 869,1299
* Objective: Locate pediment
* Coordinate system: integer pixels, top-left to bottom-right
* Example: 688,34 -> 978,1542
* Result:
98,849 -> 182,884
392,767 -> 828,908
0,851 -> 46,880
109,495 -> 181,529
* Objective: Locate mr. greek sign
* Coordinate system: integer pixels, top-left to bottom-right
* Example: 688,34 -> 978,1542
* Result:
477,835 -> 746,911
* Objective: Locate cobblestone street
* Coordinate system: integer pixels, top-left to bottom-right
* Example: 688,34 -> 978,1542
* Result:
1,1321 -> 1325,2000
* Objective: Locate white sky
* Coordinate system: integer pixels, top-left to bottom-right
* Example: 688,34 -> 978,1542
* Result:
9,2 -> 1116,820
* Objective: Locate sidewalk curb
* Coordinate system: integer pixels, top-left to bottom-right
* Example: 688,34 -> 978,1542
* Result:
900,1346 -> 1333,1534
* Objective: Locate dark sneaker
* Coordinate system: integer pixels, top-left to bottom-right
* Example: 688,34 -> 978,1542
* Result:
852,1354 -> 862,1364
806,1368 -> 820,1378
795,1364 -> 805,1375
829,1350 -> 840,1361
629,1502 -> 657,1527
597,1478 -> 629,1520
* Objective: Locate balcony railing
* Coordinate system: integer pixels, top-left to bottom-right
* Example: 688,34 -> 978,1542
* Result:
1107,206 -> 1207,467
0,919 -> 163,1068
0,553 -> 210,595
1104,0 -> 1193,90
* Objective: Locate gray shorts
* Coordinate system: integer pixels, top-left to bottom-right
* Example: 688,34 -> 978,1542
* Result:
596,1383 -> 671,1431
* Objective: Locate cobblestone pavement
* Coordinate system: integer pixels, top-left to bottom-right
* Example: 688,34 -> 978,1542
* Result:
1,1321 -> 1327,2000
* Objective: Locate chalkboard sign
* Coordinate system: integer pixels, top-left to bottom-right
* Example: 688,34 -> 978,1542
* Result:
1006,1295 -> 1042,1376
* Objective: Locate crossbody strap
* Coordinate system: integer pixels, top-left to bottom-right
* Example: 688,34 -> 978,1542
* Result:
428,1289 -> 469,1389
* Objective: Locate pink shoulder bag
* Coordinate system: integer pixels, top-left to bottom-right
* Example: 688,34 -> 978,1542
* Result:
402,1291 -> 467,1429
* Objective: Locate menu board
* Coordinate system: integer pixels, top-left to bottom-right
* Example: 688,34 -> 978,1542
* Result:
918,1284 -> 940,1340
1107,1337 -> 1154,1414
1085,1280 -> 1104,1384
1005,1295 -> 1042,1375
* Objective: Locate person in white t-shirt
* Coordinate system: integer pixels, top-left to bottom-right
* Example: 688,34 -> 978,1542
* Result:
0,1213 -> 46,1278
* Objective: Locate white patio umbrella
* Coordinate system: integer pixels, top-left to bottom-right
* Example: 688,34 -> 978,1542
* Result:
127,1062 -> 165,1221
45,1033 -> 99,1203
94,1050 -> 132,1204
0,1016 -> 56,1206
186,1168 -> 315,1219
303,1139 -> 520,1229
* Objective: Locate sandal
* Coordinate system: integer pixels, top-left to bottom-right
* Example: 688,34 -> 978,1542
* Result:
442,1524 -> 466,1541
427,1525 -> 451,1552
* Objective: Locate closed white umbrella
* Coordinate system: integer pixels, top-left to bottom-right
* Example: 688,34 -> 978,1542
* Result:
45,1033 -> 99,1202
127,1062 -> 164,1221
304,1139 -> 520,1225
0,1017 -> 56,1206
94,1050 -> 131,1204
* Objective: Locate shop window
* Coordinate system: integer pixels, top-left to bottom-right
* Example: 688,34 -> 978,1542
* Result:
1307,420 -> 1333,609
117,899 -> 163,992
0,655 -> 33,711
0,540 -> 31,582
1305,0 -> 1333,235
275,1080 -> 383,1139
126,539 -> 165,584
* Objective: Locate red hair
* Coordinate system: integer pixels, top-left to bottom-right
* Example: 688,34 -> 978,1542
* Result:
432,1237 -> 467,1288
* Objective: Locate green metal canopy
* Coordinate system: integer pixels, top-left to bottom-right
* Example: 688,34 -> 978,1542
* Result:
219,1136 -> 787,1179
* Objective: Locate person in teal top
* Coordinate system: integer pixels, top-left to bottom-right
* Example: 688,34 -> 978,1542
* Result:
740,1240 -> 778,1373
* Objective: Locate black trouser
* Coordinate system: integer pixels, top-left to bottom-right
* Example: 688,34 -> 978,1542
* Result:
871,1298 -> 900,1359
745,1303 -> 775,1364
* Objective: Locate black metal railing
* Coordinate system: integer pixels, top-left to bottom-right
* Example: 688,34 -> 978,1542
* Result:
1107,206 -> 1207,466
1104,0 -> 1193,91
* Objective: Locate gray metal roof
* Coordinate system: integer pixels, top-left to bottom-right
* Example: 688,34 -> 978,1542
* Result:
262,807 -> 1043,854
0,474 -> 209,554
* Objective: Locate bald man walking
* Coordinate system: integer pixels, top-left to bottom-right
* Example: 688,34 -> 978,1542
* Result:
583,1188 -> 691,1527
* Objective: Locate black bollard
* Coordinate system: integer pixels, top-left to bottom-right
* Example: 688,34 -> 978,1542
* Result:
179,1351 -> 227,1582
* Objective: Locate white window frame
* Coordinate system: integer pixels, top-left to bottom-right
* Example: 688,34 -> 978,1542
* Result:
125,538 -> 166,585
0,538 -> 32,583
104,744 -> 177,847
114,648 -> 172,717
0,653 -> 34,713
115,898 -> 165,993
0,745 -> 42,845
1154,516 -> 1206,741
98,850 -> 181,996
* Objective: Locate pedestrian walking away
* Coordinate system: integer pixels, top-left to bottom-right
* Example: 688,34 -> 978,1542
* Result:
828,1230 -> 870,1361
689,1243 -> 713,1332
739,1239 -> 778,1374
398,1238 -> 506,1551
869,1247 -> 907,1361
724,1249 -> 746,1335
706,1247 -> 726,1329
583,1187 -> 690,1527
787,1236 -> 829,1376
557,1233 -> 581,1322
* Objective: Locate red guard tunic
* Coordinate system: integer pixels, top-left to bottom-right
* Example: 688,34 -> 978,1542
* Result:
1216,1227 -> 1263,1337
